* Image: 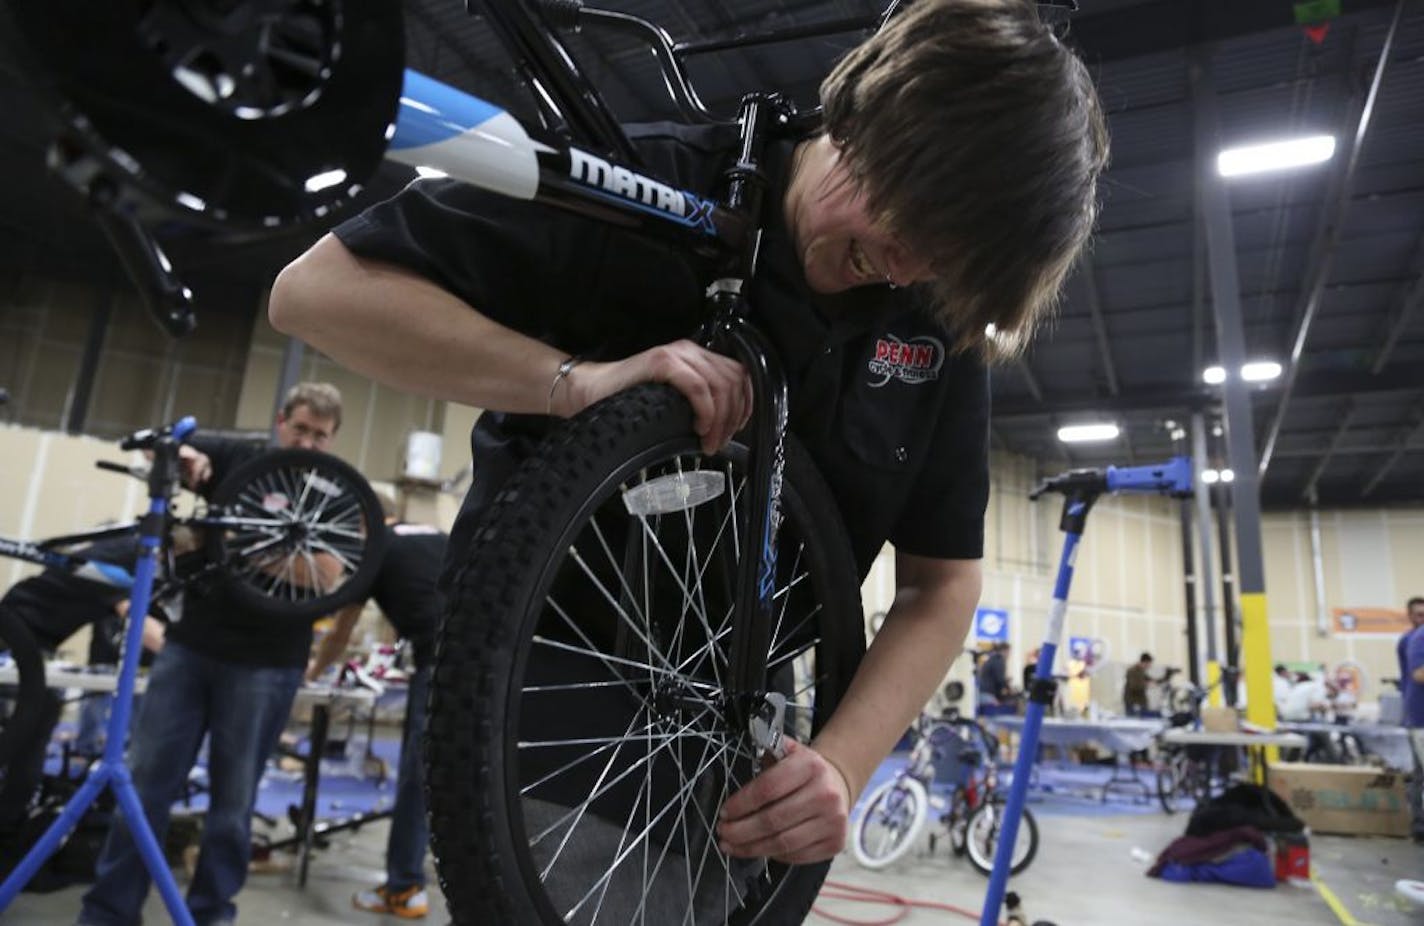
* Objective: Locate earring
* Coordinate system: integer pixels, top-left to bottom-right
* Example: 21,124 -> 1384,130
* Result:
886,275 -> 899,290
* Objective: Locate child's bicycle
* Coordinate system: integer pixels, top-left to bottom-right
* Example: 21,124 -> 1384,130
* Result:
0,417 -> 386,925
851,708 -> 1039,876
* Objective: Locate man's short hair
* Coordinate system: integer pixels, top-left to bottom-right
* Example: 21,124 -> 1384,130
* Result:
1408,596 -> 1424,611
1140,652 -> 1153,663
282,381 -> 343,431
820,0 -> 1108,361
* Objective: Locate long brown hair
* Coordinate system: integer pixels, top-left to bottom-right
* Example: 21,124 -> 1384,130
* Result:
821,0 -> 1109,360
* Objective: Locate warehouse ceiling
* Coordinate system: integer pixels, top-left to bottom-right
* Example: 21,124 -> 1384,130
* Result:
0,0 -> 1421,509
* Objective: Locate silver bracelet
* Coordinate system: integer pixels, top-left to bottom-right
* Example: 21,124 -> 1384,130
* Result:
546,355 -> 583,415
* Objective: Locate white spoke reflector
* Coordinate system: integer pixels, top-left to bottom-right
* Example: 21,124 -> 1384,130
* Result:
623,471 -> 725,517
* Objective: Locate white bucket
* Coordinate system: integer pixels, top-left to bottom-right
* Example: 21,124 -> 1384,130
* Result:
403,430 -> 443,481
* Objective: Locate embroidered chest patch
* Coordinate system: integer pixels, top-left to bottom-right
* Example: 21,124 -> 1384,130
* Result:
867,334 -> 944,387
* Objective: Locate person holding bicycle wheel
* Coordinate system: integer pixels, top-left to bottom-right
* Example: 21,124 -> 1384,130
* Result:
79,383 -> 344,926
272,0 -> 1106,874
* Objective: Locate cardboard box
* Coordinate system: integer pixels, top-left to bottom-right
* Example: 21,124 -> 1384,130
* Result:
1200,706 -> 1240,732
1268,762 -> 1411,838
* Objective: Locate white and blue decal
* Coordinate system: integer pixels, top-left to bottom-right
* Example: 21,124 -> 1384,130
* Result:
389,69 -> 552,200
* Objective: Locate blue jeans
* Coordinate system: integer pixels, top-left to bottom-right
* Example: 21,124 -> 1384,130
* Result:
79,641 -> 302,926
387,665 -> 431,890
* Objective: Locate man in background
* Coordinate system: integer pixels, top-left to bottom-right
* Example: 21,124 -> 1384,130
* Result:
305,502 -> 447,920
1402,596 -> 1424,842
1122,652 -> 1154,716
79,382 -> 345,926
976,643 -> 1013,714
0,536 -> 166,828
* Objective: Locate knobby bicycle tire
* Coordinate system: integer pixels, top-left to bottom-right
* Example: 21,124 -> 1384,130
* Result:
0,606 -> 46,774
426,384 -> 865,926
851,777 -> 930,870
204,448 -> 386,622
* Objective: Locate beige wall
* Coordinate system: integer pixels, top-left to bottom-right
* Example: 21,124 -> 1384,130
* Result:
1260,508 -> 1424,701
862,449 -> 1193,708
1,274 -> 250,438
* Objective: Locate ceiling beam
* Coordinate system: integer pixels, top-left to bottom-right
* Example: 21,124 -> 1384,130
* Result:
992,365 -> 1423,420
1078,258 -> 1120,395
1300,398 -> 1356,502
1013,359 -> 1044,404
1362,401 -> 1424,497
1276,441 -> 1424,459
1258,2 -> 1403,478
1065,0 -> 1400,65
1369,226 -> 1424,373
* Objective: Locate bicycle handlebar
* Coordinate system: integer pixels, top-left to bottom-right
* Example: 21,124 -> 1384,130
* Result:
95,460 -> 151,481
119,416 -> 198,452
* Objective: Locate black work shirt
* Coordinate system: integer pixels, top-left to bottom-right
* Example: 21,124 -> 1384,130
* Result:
366,524 -> 447,669
164,436 -> 318,668
335,122 -> 989,581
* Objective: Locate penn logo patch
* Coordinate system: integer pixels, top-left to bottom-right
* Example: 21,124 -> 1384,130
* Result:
867,335 -> 944,387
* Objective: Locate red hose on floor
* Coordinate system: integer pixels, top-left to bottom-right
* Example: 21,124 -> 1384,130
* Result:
811,878 -> 1003,925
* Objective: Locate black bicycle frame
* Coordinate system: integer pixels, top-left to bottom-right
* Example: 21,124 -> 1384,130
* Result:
465,0 -> 798,727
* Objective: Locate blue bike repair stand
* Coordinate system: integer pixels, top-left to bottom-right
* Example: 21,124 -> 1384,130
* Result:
0,418 -> 198,926
978,456 -> 1193,926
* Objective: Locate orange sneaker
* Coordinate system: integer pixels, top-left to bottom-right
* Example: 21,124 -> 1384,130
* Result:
353,883 -> 429,919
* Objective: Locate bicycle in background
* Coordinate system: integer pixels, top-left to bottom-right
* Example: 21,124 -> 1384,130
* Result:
852,707 -> 1038,877
0,418 -> 385,922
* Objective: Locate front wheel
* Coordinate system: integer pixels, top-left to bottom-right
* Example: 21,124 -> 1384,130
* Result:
851,777 -> 930,870
963,800 -> 1038,876
1156,748 -> 1188,814
426,385 -> 865,926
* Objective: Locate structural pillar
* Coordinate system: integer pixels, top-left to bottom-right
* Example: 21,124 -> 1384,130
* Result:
1191,48 -> 1276,730
1191,412 -> 1221,704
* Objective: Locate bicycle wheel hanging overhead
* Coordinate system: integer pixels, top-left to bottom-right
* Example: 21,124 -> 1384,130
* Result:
2,0 -> 405,229
426,385 -> 865,926
203,448 -> 387,622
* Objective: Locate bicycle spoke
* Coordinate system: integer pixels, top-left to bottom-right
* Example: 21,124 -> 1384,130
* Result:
562,737 -> 739,922
567,547 -> 688,683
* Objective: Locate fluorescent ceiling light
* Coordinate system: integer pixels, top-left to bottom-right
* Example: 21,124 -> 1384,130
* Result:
1202,365 -> 1226,385
1220,469 -> 1236,483
1241,360 -> 1282,382
1201,469 -> 1220,484
1217,135 -> 1335,178
1058,423 -> 1119,443
415,165 -> 448,179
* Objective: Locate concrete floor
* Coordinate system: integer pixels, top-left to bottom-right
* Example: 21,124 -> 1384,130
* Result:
5,810 -> 1420,925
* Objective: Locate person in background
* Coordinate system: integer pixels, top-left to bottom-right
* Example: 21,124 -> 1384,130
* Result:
1272,664 -> 1293,715
1122,651 -> 1153,716
304,500 -> 448,920
0,535 -> 166,828
976,643 -> 1014,714
79,382 -> 345,926
1399,597 -> 1424,692
1279,671 -> 1334,723
1403,597 -> 1424,842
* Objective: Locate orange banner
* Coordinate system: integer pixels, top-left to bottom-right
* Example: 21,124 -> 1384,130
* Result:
1331,607 -> 1411,636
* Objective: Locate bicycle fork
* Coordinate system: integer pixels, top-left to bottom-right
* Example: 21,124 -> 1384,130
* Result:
707,300 -> 791,745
